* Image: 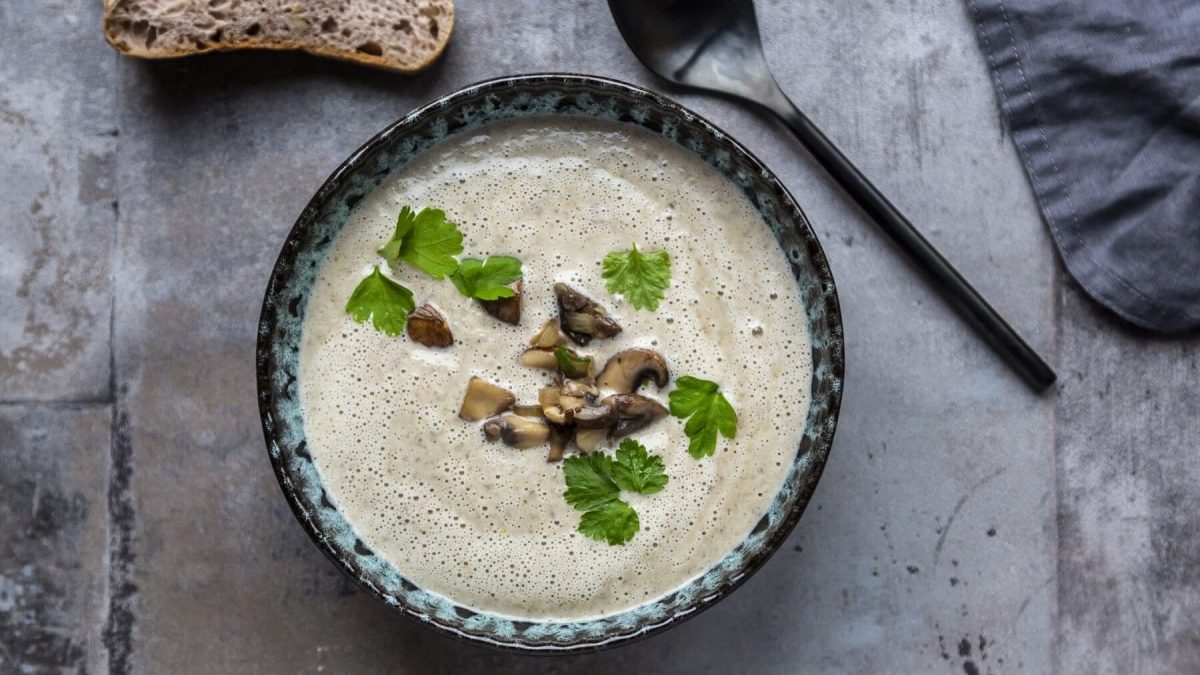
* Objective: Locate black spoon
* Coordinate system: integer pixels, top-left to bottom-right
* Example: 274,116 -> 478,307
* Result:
608,0 -> 1057,392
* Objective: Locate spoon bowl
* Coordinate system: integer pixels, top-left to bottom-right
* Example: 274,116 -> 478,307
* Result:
609,0 -> 781,103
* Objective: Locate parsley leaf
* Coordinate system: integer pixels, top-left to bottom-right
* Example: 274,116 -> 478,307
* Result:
602,244 -> 671,311
554,346 -> 594,380
562,453 -> 619,511
562,444 -> 670,545
377,206 -> 464,279
611,439 -> 669,495
450,256 -> 523,300
669,376 -> 738,459
344,265 -> 416,336
578,500 -> 640,545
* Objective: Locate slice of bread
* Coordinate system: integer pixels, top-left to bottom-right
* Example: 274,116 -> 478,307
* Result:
103,0 -> 454,73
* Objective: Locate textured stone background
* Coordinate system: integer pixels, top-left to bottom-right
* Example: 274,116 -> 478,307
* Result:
1,0 -> 1197,673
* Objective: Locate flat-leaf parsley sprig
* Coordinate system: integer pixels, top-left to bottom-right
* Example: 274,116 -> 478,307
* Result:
562,439 -> 669,545
377,206 -> 465,279
601,244 -> 671,311
344,265 -> 417,336
668,376 -> 738,459
450,256 -> 523,300
347,204 -> 525,338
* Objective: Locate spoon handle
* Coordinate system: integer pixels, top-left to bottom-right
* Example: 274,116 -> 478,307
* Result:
769,95 -> 1056,392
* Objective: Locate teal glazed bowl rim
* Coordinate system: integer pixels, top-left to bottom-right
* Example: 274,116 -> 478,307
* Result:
256,73 -> 844,653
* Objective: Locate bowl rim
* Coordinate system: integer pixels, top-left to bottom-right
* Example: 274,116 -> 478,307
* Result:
257,72 -> 844,653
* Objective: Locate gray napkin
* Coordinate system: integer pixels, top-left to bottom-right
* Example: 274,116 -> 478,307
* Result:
966,0 -> 1200,332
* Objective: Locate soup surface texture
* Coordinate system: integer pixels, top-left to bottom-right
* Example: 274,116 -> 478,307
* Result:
299,116 -> 812,621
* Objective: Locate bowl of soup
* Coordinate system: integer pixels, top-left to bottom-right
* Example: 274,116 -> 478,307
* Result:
257,74 -> 844,651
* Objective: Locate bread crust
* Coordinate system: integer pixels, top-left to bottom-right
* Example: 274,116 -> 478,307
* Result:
101,0 -> 454,73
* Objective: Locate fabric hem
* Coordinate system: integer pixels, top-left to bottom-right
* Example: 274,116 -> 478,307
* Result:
965,0 -> 1200,333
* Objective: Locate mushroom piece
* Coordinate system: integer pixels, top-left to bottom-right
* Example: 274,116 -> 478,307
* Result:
480,280 -> 522,325
603,394 -> 669,438
573,402 -> 615,428
529,319 -> 566,349
574,427 -> 609,454
511,403 -> 545,419
407,303 -> 454,348
542,405 -> 570,425
520,348 -> 559,370
482,414 -> 550,449
458,377 -> 516,421
546,425 -> 568,462
596,348 -> 669,394
554,283 -> 622,345
561,379 -> 599,399
538,387 -> 562,411
558,395 -> 586,411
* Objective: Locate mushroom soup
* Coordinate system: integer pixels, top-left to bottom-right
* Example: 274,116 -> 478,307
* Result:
298,116 -> 813,620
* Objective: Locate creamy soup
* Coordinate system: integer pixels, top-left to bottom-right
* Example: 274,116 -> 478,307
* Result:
299,116 -> 812,621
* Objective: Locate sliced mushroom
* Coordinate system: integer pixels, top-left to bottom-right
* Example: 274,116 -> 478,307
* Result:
559,395 -> 586,411
407,303 -> 454,348
561,379 -> 599,399
520,348 -> 559,370
482,414 -> 550,449
511,403 -> 544,419
458,377 -> 515,421
573,402 -> 615,428
597,348 -> 669,394
554,283 -> 622,345
546,425 -> 568,462
538,387 -> 562,411
480,280 -> 522,325
574,427 -> 609,454
542,405 -> 570,425
530,319 -> 566,349
603,394 -> 669,438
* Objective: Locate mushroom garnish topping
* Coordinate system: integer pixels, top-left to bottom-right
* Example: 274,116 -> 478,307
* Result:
529,319 -> 566,349
520,348 -> 560,370
538,387 -> 562,410
560,379 -> 598,399
511,403 -> 545,419
573,427 -> 609,454
596,348 -> 669,394
482,414 -> 550,449
546,426 -> 569,462
464,292 -> 671,459
406,303 -> 454,348
480,280 -> 522,325
554,283 -> 622,345
603,394 -> 669,439
458,377 -> 516,421
573,403 -> 615,427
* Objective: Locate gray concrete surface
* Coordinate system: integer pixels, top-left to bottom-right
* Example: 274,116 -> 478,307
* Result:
0,0 -> 1196,673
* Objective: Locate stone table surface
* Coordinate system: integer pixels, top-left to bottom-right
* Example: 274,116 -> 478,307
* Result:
2,0 -> 1197,673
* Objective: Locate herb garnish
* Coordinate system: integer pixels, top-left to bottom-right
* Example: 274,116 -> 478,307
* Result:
611,439 -> 669,494
450,256 -> 523,300
344,265 -> 416,336
562,439 -> 669,545
553,346 -> 594,380
578,501 -> 640,546
669,376 -> 738,459
377,206 -> 464,279
602,244 -> 671,311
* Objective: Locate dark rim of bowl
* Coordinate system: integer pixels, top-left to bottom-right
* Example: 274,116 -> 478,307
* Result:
257,73 -> 844,654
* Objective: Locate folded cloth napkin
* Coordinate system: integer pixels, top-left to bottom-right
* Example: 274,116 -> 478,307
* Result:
966,0 -> 1200,332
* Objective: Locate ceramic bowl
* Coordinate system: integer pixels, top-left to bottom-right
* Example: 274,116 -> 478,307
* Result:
257,73 -> 844,652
